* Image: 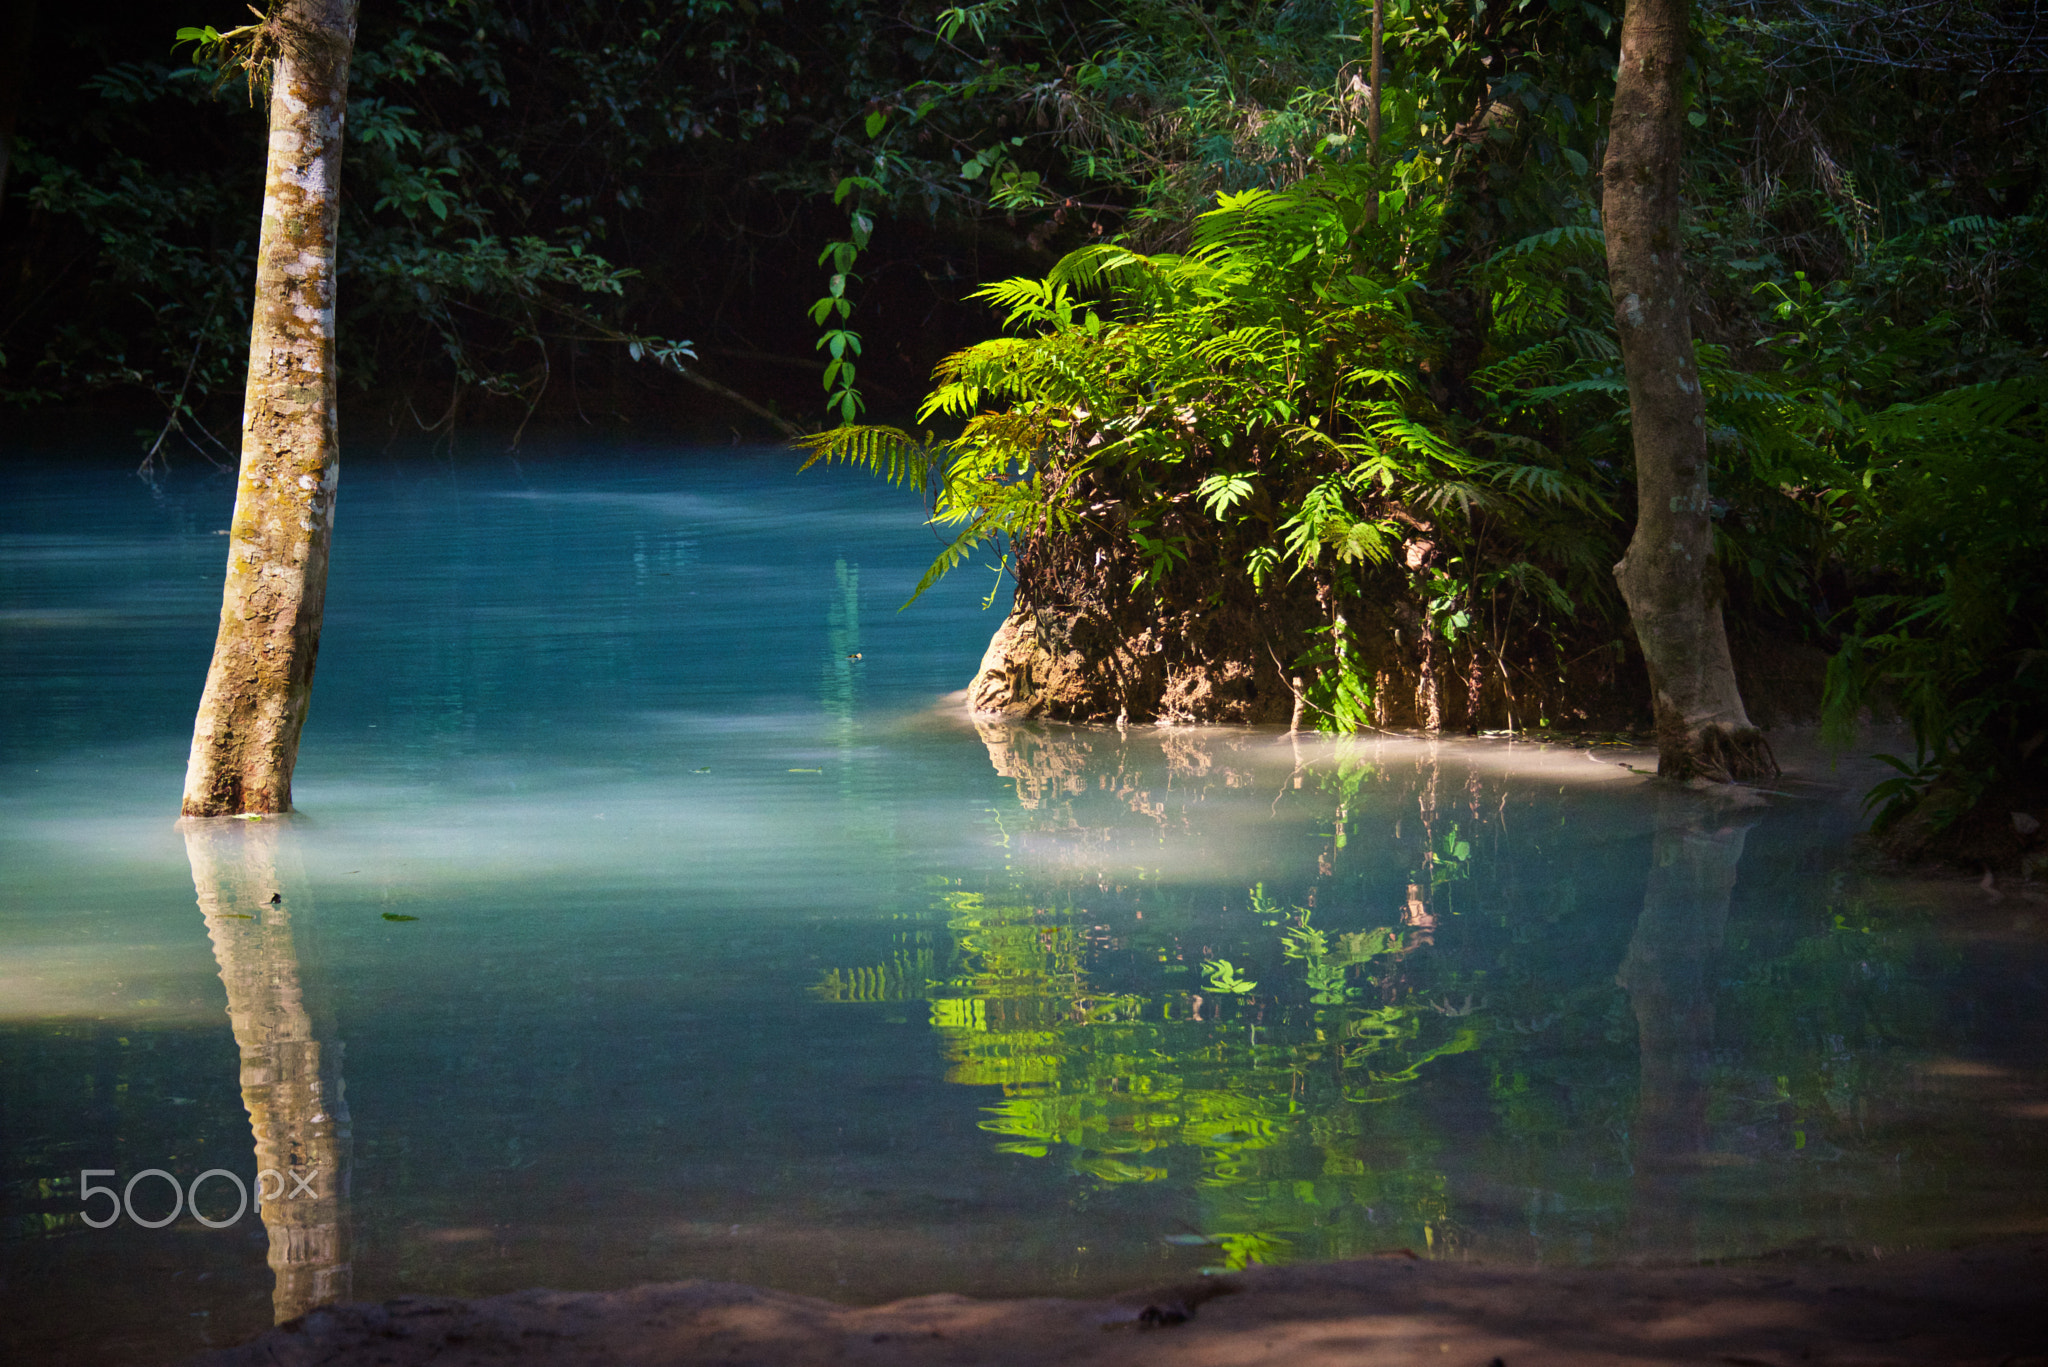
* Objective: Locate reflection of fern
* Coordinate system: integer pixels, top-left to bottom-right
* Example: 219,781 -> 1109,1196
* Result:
1202,958 -> 1258,994
810,878 -> 1494,1262
811,946 -> 939,1002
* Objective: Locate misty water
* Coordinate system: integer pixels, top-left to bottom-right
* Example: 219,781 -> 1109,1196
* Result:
3,446 -> 2045,1364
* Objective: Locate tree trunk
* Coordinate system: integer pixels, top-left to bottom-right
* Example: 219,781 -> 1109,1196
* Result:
182,0 -> 360,817
1602,0 -> 1775,782
1367,0 -> 1383,151
183,817 -> 352,1323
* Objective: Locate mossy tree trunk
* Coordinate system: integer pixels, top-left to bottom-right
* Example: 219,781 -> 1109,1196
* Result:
182,0 -> 359,816
1602,0 -> 1775,782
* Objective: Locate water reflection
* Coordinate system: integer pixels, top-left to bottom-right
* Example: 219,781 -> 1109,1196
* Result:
182,818 -> 352,1322
1618,796 -> 1752,1259
8,451 -> 2047,1367
822,725 -> 1502,1267
817,722 -> 2019,1269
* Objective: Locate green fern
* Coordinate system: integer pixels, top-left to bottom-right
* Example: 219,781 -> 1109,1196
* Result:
792,425 -> 940,489
798,156 -> 1635,718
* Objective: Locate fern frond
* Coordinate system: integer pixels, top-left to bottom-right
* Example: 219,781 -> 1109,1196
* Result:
1193,324 -> 1292,370
1521,373 -> 1629,404
1859,376 -> 2045,450
904,517 -> 994,608
1472,429 -> 1554,459
1469,338 -> 1571,395
1486,225 -> 1605,265
1047,244 -> 1151,293
1360,406 -> 1472,469
920,338 -> 1038,420
971,276 -> 1070,330
1565,326 -> 1619,362
1494,283 -> 1570,336
793,425 -> 938,488
1487,461 -> 1611,513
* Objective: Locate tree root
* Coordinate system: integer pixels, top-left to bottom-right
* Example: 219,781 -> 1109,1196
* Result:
1656,720 -> 1779,784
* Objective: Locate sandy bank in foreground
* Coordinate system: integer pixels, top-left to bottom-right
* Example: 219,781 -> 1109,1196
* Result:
192,1242 -> 2047,1367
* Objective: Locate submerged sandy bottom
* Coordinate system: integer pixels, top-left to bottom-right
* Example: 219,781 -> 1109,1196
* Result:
190,1240 -> 2048,1366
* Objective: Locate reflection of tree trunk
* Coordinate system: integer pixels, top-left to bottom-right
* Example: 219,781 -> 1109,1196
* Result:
1616,798 -> 1749,1259
182,818 -> 351,1324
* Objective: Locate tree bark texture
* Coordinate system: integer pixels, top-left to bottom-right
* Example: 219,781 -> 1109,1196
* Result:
183,818 -> 352,1323
182,0 -> 359,816
1367,0 -> 1384,150
1602,0 -> 1775,782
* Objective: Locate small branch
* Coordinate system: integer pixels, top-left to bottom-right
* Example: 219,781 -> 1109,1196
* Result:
698,347 -> 826,373
139,297 -> 225,479
523,294 -> 804,438
665,360 -> 804,438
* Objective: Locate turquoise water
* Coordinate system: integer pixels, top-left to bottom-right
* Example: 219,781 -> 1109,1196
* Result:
3,446 -> 2045,1364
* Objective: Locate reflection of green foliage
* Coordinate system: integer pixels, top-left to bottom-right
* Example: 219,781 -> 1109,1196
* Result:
1202,1230 -> 1296,1271
816,885 -> 1479,1260
1283,909 -> 1408,1004
1315,747 -> 1383,807
1202,958 -> 1258,994
1716,889 -> 1953,1168
811,775 -> 2007,1271
1247,882 -> 1287,926
1426,821 -> 1474,889
812,945 -> 937,1004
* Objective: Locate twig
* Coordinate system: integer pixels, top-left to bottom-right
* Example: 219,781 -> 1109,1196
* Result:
522,293 -> 804,438
139,297 -> 225,478
665,359 -> 804,438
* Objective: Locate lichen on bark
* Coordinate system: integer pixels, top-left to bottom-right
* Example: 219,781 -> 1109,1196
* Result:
182,1 -> 359,816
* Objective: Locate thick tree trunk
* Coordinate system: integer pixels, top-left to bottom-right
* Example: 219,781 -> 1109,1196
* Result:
184,818 -> 352,1323
1602,0 -> 1775,782
182,1 -> 360,816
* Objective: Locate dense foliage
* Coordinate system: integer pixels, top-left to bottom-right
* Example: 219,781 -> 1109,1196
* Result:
1,0 -> 2041,848
801,163 -> 1626,733
2,0 -> 1436,439
802,0 -> 2044,845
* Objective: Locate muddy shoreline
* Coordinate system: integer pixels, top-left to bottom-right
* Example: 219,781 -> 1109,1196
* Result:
192,1240 -> 2048,1366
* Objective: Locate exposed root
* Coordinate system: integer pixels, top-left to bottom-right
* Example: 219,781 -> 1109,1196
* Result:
1656,720 -> 1780,784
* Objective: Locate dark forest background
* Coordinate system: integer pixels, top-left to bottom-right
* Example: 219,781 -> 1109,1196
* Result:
2,0 -> 2032,443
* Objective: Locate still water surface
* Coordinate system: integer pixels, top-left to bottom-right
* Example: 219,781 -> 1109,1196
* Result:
3,446 -> 2044,1363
